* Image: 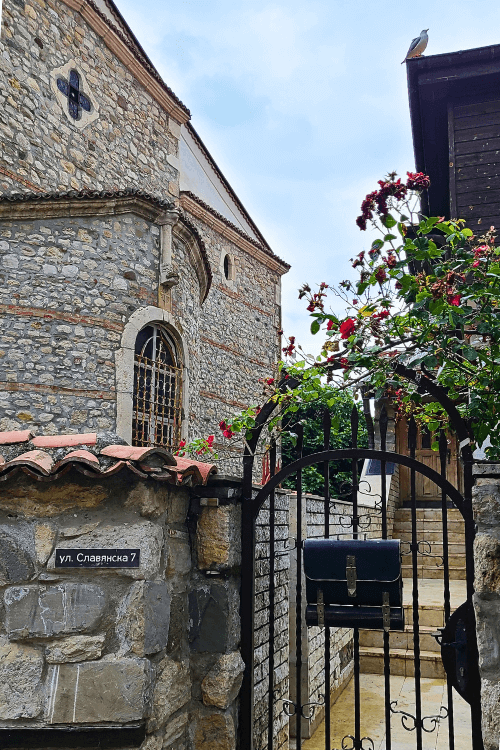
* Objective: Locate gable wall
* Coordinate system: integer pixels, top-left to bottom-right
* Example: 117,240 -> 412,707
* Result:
0,0 -> 180,196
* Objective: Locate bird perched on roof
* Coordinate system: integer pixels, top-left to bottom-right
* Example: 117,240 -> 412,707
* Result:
401,29 -> 429,63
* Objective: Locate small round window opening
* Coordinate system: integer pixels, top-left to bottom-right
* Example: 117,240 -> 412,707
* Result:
223,254 -> 233,281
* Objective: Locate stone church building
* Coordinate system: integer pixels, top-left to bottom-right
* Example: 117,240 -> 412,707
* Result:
0,0 -> 289,464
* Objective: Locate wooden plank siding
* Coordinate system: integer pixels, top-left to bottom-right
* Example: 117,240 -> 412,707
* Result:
452,97 -> 500,231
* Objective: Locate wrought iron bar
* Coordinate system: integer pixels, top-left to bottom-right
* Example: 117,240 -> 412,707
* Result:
439,430 -> 455,750
351,407 -> 361,750
409,417 -> 423,750
323,409 -> 332,750
267,440 -> 276,750
379,406 -> 391,750
295,425 -> 304,748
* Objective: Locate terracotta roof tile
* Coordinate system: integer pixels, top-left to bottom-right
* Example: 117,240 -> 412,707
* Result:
100,445 -> 176,465
173,456 -> 218,484
7,450 -> 54,476
0,430 -> 217,487
32,433 -> 97,448
0,429 -> 35,445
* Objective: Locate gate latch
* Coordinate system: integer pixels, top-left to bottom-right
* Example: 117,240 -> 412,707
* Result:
346,555 -> 357,597
382,592 -> 390,632
317,589 -> 325,628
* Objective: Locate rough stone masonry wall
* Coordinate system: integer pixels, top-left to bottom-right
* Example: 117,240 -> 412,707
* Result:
0,211 -> 171,432
0,470 -> 246,750
0,0 -> 284,471
0,206 -> 280,474
472,464 -> 500,750
0,0 -> 180,196
182,214 -> 281,476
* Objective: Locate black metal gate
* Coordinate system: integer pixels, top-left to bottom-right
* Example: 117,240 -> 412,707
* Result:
240,386 -> 482,750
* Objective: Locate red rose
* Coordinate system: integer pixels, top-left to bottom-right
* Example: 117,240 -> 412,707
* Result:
339,318 -> 356,339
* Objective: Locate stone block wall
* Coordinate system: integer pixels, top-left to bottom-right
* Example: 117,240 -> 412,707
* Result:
472,464 -> 500,750
0,469 -> 246,750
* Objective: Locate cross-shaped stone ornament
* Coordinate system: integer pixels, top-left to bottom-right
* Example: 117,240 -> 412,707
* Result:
57,70 -> 92,120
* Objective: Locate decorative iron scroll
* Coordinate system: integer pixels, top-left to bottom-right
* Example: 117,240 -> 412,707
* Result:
390,701 -> 448,733
400,540 -> 444,567
336,735 -> 375,750
280,694 -> 325,720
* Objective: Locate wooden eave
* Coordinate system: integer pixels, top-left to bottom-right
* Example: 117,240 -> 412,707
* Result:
407,43 -> 500,219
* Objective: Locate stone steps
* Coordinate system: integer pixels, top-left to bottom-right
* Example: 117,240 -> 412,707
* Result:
402,564 -> 466,580
359,625 -> 440,653
359,646 -> 444,679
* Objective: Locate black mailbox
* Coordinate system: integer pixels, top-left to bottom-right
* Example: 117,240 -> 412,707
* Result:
304,538 -> 404,631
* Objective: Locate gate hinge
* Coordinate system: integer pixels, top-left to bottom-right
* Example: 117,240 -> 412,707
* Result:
382,592 -> 390,632
346,555 -> 357,597
317,589 -> 325,628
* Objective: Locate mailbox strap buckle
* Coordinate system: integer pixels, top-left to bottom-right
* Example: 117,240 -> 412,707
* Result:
382,592 -> 390,632
317,589 -> 325,628
346,555 -> 357,597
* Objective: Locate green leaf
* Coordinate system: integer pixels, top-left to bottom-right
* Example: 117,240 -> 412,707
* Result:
463,346 -> 478,362
382,214 -> 397,228
371,239 -> 384,250
310,320 -> 320,335
384,234 -> 397,241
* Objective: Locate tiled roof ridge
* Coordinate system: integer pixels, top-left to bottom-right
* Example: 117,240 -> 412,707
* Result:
0,188 -> 175,210
85,0 -> 190,117
181,191 -> 290,269
0,429 -> 217,487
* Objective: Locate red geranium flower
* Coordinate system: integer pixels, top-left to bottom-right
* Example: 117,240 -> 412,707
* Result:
219,420 -> 226,430
207,435 -> 214,447
326,319 -> 335,331
448,294 -> 461,307
339,318 -> 356,339
375,267 -> 387,284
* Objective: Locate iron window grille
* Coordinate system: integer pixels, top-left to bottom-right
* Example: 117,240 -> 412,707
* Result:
132,324 -> 182,450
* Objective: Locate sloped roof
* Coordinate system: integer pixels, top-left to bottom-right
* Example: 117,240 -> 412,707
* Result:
0,430 -> 217,487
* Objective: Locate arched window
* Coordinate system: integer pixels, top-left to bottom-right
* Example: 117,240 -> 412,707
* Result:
132,324 -> 182,449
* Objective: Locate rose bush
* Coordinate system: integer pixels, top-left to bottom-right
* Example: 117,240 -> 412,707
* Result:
177,170 -> 500,462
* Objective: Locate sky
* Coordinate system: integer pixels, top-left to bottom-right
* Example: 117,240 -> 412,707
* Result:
118,0 -> 500,356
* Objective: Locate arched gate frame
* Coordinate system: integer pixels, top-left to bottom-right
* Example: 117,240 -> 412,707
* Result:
239,367 -> 483,750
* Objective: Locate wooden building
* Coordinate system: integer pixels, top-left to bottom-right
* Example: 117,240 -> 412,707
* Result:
407,43 -> 500,232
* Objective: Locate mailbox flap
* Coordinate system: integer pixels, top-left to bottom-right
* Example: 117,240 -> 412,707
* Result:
303,538 -> 401,583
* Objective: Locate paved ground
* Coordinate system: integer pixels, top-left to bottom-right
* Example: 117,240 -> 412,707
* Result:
301,674 -> 472,750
